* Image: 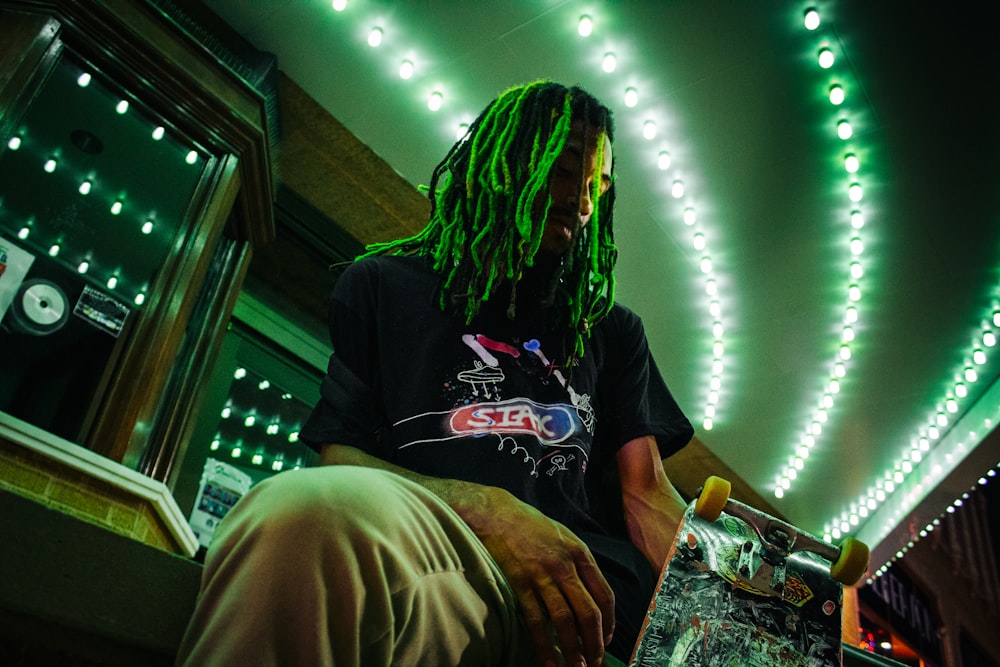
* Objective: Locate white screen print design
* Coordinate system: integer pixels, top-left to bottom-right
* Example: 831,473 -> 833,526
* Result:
460,333 -> 595,433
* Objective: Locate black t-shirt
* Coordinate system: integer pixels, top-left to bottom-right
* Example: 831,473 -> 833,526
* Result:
300,254 -> 693,656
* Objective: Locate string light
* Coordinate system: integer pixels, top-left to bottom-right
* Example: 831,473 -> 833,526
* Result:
818,47 -> 834,68
602,52 -> 617,73
829,84 -> 845,105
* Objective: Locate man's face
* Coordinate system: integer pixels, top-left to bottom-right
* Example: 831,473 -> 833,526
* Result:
537,122 -> 614,256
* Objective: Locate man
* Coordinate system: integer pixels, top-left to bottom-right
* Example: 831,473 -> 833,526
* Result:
177,81 -> 693,666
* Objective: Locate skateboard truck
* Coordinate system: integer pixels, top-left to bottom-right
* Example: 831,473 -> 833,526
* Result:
737,534 -> 789,597
694,476 -> 870,590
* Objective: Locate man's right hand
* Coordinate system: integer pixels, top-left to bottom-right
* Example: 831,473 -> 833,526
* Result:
320,445 -> 615,665
462,485 -> 616,667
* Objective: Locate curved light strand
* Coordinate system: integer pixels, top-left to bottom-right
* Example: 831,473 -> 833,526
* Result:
775,5 -> 872,499
584,21 -> 729,432
824,284 -> 1000,553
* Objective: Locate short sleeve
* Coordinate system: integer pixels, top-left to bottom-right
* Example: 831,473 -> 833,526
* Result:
594,304 -> 693,458
298,259 -> 386,453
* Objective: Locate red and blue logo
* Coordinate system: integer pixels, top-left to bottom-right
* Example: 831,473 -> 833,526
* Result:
449,398 -> 577,445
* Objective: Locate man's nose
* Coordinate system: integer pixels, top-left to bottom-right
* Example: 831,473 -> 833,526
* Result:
577,185 -> 594,219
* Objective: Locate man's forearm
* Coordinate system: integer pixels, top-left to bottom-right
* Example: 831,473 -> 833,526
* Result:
616,436 -> 688,571
622,481 -> 686,570
319,443 -> 506,531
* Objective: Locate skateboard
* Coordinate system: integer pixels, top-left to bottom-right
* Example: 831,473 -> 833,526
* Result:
629,476 -> 870,666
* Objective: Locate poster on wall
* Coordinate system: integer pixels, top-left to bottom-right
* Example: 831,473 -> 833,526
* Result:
0,238 -> 35,324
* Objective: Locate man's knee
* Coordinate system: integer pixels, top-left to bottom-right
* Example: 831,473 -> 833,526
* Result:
225,465 -> 407,536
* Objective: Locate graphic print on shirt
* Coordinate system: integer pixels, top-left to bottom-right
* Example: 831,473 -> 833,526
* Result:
390,329 -> 596,477
398,330 -> 596,477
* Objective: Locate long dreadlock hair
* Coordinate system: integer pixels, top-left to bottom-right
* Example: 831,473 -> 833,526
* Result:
362,80 -> 618,368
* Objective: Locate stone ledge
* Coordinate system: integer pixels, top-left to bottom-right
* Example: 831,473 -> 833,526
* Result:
0,412 -> 198,556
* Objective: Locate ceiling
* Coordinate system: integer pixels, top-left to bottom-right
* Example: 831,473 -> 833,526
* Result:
202,0 -> 1000,569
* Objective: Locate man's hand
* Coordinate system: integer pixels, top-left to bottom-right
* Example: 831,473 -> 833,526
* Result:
468,486 -> 615,667
320,444 -> 615,665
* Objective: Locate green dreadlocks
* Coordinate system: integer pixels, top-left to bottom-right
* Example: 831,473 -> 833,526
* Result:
362,80 -> 618,367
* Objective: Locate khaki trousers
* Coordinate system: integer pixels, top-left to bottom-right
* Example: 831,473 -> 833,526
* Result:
175,465 -> 529,666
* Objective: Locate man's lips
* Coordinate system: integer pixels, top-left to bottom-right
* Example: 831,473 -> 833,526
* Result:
548,214 -> 580,235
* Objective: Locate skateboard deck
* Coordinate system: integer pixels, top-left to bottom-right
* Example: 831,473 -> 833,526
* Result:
629,477 -> 869,667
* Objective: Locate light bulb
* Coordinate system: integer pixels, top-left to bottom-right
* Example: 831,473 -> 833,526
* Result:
602,52 -> 616,73
838,120 -> 853,140
804,8 -> 820,30
578,15 -> 593,36
818,47 -> 834,69
829,84 -> 845,105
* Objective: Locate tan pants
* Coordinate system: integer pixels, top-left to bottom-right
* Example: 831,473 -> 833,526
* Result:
175,465 -> 529,666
